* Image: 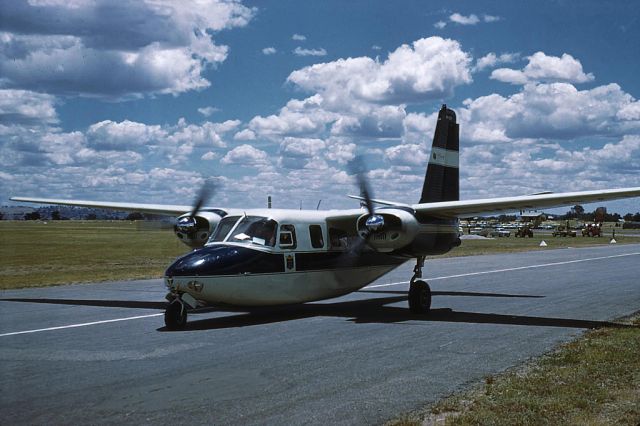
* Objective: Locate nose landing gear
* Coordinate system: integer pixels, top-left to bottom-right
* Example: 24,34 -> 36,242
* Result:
164,292 -> 197,330
408,256 -> 431,314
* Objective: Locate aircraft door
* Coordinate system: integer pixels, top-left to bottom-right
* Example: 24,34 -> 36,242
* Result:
279,224 -> 297,272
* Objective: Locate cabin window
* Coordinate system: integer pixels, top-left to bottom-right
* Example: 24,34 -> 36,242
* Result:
279,224 -> 297,249
210,215 -> 240,242
309,225 -> 324,248
229,216 -> 277,246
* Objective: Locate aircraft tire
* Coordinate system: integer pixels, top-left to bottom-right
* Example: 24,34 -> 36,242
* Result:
164,300 -> 187,330
409,280 -> 432,314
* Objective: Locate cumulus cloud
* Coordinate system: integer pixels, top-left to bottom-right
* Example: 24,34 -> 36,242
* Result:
292,34 -> 307,41
262,47 -> 277,55
449,13 -> 480,25
385,144 -> 429,167
459,82 -> 640,142
233,129 -> 257,140
197,106 -> 220,117
201,151 -> 218,160
434,21 -> 447,29
278,137 -> 326,169
0,89 -> 58,125
483,15 -> 501,23
220,144 -> 269,165
0,1 -> 255,98
293,47 -> 327,57
288,37 -> 472,105
474,52 -> 519,71
491,52 -> 594,85
87,120 -> 165,150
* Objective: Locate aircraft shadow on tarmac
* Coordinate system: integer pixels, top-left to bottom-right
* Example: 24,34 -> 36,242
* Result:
2,293 -> 634,332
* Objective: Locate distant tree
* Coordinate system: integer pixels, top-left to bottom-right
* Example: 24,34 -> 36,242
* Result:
624,213 -> 634,221
571,205 -> 585,218
126,212 -> 145,221
85,213 -> 97,220
0,212 -> 3,220
24,212 -> 41,220
51,210 -> 61,220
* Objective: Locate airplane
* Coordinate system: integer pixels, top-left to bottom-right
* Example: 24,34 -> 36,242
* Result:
11,105 -> 640,330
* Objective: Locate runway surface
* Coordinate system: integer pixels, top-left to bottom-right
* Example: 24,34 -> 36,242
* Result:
1,244 -> 639,425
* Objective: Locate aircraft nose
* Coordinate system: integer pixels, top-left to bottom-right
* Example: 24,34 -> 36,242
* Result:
165,245 -> 283,277
165,245 -> 242,277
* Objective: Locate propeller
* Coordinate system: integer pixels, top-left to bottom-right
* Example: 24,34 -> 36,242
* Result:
346,157 -> 384,255
175,178 -> 217,235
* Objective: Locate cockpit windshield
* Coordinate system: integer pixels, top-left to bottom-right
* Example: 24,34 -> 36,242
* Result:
210,215 -> 240,242
208,215 -> 277,247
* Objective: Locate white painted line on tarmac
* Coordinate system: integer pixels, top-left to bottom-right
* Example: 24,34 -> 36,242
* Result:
0,313 -> 163,338
3,251 -> 638,337
366,252 -> 640,289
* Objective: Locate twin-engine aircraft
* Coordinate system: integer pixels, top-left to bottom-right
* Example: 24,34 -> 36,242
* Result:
12,106 -> 640,329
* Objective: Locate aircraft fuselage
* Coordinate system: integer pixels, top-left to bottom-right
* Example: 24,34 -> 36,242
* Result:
164,208 -> 459,306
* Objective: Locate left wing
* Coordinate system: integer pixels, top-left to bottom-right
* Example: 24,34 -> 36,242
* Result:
9,197 -> 195,217
411,187 -> 640,218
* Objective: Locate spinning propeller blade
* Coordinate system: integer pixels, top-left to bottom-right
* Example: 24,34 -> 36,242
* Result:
190,178 -> 217,218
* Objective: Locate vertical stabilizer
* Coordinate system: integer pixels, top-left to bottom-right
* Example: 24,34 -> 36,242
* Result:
419,105 -> 459,203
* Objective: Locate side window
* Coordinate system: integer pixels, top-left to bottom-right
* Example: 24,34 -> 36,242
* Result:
309,225 -> 324,249
279,224 -> 297,249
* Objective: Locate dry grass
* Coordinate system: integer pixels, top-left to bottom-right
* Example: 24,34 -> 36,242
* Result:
0,220 -> 188,289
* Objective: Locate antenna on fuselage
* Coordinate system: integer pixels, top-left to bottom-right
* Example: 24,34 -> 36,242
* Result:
268,195 -> 272,209
316,199 -> 322,210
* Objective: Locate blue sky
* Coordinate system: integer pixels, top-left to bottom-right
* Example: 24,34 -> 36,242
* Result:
1,0 -> 639,213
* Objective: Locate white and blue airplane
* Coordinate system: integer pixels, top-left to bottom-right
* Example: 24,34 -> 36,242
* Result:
12,106 -> 640,329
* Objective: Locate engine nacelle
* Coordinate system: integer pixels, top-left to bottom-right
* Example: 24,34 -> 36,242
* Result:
356,208 -> 419,252
174,211 -> 222,249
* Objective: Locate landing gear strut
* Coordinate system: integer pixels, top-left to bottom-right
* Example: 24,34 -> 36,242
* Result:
408,256 -> 431,314
164,299 -> 187,330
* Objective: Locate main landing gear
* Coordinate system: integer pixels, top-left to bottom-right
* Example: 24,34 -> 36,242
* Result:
408,256 -> 431,314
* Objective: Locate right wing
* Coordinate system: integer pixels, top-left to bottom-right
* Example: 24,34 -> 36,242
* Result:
411,187 -> 640,218
9,197 -> 194,217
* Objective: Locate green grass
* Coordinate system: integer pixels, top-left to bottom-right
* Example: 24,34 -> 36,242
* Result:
0,220 -> 189,289
445,231 -> 635,258
387,314 -> 640,426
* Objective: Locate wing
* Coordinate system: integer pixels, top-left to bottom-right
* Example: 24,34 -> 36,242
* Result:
10,196 -> 193,217
411,187 -> 640,218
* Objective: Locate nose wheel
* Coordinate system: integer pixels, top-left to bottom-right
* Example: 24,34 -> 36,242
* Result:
408,256 -> 431,314
164,299 -> 188,330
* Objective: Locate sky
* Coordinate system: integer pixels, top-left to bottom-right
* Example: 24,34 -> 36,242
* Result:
1,0 -> 639,214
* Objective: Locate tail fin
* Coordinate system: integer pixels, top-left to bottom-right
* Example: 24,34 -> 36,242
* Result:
419,104 -> 459,203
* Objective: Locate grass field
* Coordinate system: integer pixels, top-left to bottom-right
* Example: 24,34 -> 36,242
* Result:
1,220 -> 638,290
0,220 -> 189,289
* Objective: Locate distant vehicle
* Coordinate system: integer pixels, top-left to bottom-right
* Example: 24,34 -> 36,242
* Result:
477,227 -> 510,238
494,227 -> 511,237
515,226 -> 533,238
470,227 -> 485,235
582,223 -> 602,237
552,224 -> 577,237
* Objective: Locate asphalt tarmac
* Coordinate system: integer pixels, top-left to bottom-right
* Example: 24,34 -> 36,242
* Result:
1,244 -> 639,425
